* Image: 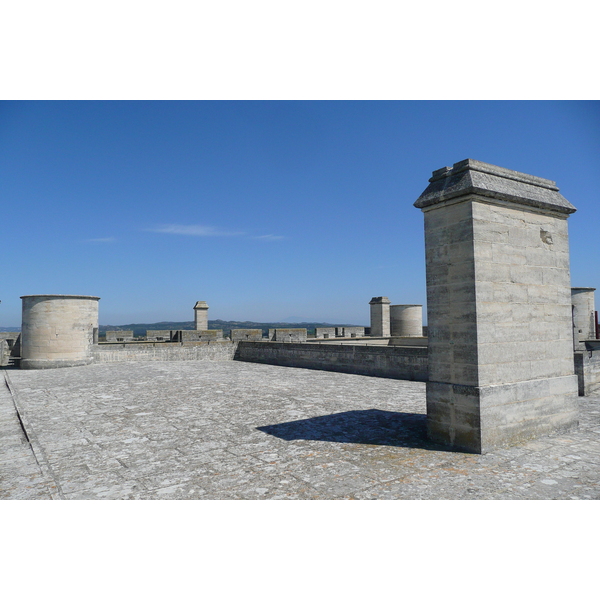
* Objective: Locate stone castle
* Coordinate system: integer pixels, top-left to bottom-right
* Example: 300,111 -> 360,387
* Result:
2,159 -> 599,454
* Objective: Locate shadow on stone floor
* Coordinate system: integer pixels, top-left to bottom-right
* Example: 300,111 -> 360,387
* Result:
257,409 -> 457,451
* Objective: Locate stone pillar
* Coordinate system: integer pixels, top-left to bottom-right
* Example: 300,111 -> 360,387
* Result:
571,288 -> 596,348
369,297 -> 391,337
414,159 -> 579,453
20,294 -> 100,369
390,305 -> 423,337
194,301 -> 209,331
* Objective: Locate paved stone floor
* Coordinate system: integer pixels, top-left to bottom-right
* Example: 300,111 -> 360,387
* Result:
2,360 -> 600,500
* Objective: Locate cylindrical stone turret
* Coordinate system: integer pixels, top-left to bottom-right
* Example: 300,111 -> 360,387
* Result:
194,301 -> 209,331
20,294 -> 100,369
369,297 -> 391,337
390,304 -> 423,337
572,288 -> 596,347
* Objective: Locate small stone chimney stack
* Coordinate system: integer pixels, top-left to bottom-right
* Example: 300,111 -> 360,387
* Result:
369,297 -> 391,337
194,301 -> 209,331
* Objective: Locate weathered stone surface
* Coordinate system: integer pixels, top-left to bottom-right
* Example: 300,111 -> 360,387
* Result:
3,361 -> 600,500
572,288 -> 596,349
230,329 -> 263,342
574,347 -> 600,396
268,329 -> 308,342
415,160 -> 579,452
369,297 -> 391,338
415,158 -> 576,215
315,327 -> 336,339
106,330 -> 134,342
193,301 -> 209,331
92,340 -> 237,362
20,295 -> 100,369
236,341 -> 428,381
390,305 -> 423,337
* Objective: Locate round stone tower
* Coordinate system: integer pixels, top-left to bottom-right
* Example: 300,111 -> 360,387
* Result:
390,304 -> 423,337
20,294 -> 100,369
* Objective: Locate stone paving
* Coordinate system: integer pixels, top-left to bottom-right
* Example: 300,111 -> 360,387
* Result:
2,360 -> 600,500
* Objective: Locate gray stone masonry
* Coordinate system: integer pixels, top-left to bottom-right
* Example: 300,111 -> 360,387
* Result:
92,341 -> 237,362
268,329 -> 308,342
390,305 -> 423,337
337,327 -> 366,338
146,330 -> 172,341
0,333 -> 20,366
20,294 -> 100,370
106,330 -> 134,342
315,327 -> 336,339
177,329 -> 222,342
415,159 -> 579,453
231,329 -> 263,342
194,301 -> 209,331
571,288 -> 596,350
236,341 -> 428,381
369,297 -> 391,338
574,342 -> 600,396
3,361 -> 600,500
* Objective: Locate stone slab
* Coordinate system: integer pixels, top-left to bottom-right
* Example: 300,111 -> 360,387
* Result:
2,361 -> 600,500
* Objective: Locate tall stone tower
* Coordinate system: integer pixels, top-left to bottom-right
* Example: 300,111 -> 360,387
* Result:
194,301 -> 209,331
369,297 -> 391,337
414,159 -> 579,453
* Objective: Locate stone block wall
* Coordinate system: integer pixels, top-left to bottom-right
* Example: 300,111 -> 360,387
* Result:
20,294 -> 100,369
146,330 -> 172,341
268,328 -> 308,342
106,330 -> 134,342
230,329 -> 263,341
415,159 -> 579,453
234,341 -> 428,381
336,327 -> 366,338
177,330 -> 222,342
315,327 -> 336,339
92,341 -> 237,362
574,342 -> 600,396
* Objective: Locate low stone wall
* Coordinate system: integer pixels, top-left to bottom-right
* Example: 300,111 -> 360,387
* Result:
91,341 -> 237,362
574,344 -> 600,396
234,341 -> 428,381
231,329 -> 263,341
106,330 -> 134,342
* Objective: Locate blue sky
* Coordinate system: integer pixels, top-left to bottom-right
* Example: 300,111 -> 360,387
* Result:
1,100 -> 598,326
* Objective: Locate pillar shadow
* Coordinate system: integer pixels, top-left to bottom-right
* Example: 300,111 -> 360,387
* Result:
257,409 -> 454,451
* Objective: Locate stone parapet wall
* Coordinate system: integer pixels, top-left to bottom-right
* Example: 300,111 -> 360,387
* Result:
337,326 -> 366,338
92,341 -> 237,362
574,344 -> 600,396
268,328 -> 308,342
315,327 -> 336,339
106,330 -> 134,342
234,341 -> 428,381
145,330 -> 172,341
231,329 -> 263,341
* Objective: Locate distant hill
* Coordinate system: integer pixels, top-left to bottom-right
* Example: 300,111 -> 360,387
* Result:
99,320 -> 366,338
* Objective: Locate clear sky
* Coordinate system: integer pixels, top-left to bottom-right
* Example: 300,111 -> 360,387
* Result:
1,100 -> 598,327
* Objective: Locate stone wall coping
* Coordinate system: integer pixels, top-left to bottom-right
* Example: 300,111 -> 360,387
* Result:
21,294 -> 101,300
415,158 -> 576,215
390,304 -> 422,308
369,297 -> 391,304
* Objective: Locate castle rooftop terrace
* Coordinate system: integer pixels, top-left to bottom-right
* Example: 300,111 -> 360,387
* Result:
2,361 -> 600,500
